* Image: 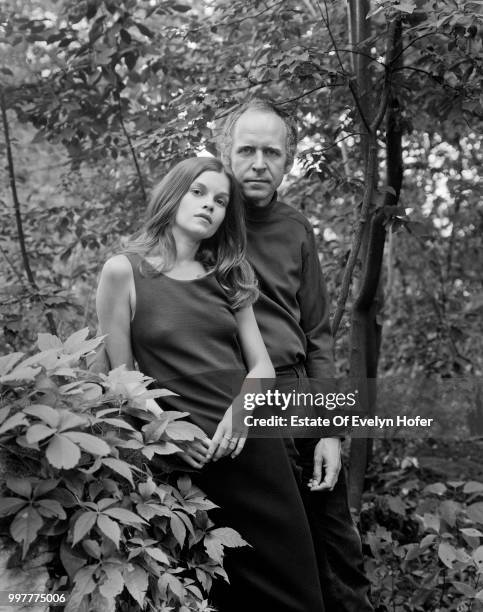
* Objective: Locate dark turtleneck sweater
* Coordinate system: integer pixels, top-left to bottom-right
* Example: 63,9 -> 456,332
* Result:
245,193 -> 335,380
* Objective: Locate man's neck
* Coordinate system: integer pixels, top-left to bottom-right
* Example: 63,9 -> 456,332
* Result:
245,192 -> 277,208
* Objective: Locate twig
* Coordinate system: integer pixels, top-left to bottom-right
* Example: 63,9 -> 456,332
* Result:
115,86 -> 147,205
0,88 -> 57,335
331,138 -> 378,335
389,31 -> 435,66
317,0 -> 372,133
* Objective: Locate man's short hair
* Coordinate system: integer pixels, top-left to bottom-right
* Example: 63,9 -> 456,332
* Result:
217,97 -> 298,171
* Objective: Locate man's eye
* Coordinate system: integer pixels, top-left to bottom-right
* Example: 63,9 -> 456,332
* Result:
239,147 -> 254,155
265,149 -> 281,158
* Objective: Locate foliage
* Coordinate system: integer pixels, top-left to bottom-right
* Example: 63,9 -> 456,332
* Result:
360,443 -> 483,611
0,329 -> 247,611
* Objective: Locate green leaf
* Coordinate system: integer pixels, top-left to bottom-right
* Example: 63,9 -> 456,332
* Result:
463,481 -> 483,494
33,479 -> 60,498
438,541 -> 457,568
209,527 -> 249,548
387,495 -> 406,516
0,352 -> 24,375
79,383 -> 103,401
97,514 -> 120,548
177,474 -> 192,496
63,328 -> 89,353
0,412 -> 29,435
36,499 -> 67,519
439,500 -> 460,527
60,539 -> 87,580
145,547 -> 170,565
10,506 -> 43,557
123,565 -> 148,607
63,432 -> 110,456
37,333 -> 63,351
204,534 -> 224,564
460,527 -> 483,537
7,477 -> 32,498
103,507 -> 147,525
99,566 -> 124,599
98,417 -> 135,431
468,503 -> 483,524
46,434 -> 81,469
58,411 -> 88,431
473,546 -> 483,573
141,442 -> 180,460
166,420 -> 205,441
136,503 -> 170,521
452,581 -> 475,596
0,497 -> 28,516
134,22 -> 154,38
65,566 -> 96,612
72,512 -> 98,546
102,458 -> 134,486
26,423 -> 56,444
82,539 -> 101,559
171,3 -> 191,12
0,366 -> 41,383
170,513 -> 186,546
423,482 -> 447,495
24,404 -> 60,428
158,573 -> 184,600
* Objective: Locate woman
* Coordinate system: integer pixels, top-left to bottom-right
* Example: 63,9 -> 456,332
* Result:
96,157 -> 326,612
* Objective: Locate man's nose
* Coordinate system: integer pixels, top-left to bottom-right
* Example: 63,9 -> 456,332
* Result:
252,150 -> 266,171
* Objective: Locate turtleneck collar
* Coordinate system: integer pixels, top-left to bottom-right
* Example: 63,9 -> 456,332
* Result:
244,192 -> 278,222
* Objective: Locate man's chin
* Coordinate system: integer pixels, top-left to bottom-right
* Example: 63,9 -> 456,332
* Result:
242,185 -> 273,206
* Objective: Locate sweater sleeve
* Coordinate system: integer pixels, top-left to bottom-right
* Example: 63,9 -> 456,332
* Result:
298,226 -> 336,380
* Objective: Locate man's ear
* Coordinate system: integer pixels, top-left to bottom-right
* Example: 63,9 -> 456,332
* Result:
284,158 -> 294,174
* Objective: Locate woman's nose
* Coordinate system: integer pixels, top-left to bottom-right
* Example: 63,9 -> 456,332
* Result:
203,200 -> 215,211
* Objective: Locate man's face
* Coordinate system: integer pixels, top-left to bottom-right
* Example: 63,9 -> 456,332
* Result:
230,109 -> 290,207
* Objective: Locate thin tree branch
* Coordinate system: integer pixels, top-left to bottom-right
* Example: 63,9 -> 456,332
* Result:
115,86 -> 147,205
388,31 -> 435,66
317,0 -> 372,133
331,137 -> 378,335
370,19 -> 399,132
0,88 -> 57,335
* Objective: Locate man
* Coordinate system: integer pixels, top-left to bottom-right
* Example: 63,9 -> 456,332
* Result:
217,97 -> 374,612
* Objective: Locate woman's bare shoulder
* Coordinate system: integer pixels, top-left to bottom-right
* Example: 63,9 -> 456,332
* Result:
101,254 -> 133,282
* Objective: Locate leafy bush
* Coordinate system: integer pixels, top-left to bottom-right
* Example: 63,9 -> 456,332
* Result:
0,329 -> 247,611
361,453 -> 483,612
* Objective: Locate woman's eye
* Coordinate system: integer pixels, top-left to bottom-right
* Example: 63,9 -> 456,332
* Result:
191,188 -> 201,195
216,199 -> 228,207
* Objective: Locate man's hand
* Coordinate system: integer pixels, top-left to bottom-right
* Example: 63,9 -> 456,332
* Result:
308,437 -> 341,492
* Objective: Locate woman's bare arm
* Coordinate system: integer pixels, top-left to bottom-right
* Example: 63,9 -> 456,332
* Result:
96,255 -> 135,370
207,305 -> 275,461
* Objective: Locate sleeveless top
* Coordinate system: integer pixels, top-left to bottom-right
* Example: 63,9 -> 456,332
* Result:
127,254 -> 247,436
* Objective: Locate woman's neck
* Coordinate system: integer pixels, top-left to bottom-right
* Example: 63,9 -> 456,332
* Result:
171,228 -> 200,264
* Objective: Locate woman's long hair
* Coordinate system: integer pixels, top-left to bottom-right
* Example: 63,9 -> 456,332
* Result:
124,156 -> 258,310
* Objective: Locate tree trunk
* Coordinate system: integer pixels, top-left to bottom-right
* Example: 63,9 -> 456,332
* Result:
346,9 -> 404,512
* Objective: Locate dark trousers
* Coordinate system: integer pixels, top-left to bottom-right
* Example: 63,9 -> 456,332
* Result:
277,366 -> 374,612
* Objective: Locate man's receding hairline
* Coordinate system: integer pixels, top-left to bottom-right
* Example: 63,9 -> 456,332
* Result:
232,108 -> 288,133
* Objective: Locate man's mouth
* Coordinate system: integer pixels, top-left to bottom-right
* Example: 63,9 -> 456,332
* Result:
195,213 -> 212,224
245,179 -> 269,184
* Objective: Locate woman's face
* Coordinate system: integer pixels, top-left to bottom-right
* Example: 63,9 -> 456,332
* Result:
173,170 -> 230,241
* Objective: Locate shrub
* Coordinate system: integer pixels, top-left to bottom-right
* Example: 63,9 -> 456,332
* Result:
0,329 -> 247,611
361,454 -> 483,611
